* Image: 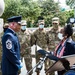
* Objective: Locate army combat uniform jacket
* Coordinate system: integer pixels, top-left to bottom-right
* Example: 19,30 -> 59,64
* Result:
47,28 -> 60,51
31,29 -> 48,50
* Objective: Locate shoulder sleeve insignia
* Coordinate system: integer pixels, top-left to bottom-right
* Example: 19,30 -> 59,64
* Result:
6,39 -> 12,49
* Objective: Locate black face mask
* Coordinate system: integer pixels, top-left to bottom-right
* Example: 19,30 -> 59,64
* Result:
3,28 -> 8,32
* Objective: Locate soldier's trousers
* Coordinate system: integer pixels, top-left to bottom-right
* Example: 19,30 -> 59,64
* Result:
24,56 -> 32,75
44,59 -> 54,75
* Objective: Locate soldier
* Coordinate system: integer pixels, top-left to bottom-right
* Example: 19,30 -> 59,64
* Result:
47,17 -> 61,51
31,16 -> 48,75
3,23 -> 9,32
18,20 -> 32,75
0,23 -> 9,52
72,24 -> 75,41
1,16 -> 23,75
46,17 -> 61,75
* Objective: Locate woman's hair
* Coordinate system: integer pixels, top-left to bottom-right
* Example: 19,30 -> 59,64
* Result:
64,24 -> 73,38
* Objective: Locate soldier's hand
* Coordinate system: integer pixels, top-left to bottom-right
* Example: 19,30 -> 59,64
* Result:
20,50 -> 25,57
25,43 -> 28,47
21,52 -> 25,57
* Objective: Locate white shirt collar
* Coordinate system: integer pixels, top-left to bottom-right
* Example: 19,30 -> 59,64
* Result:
67,37 -> 72,43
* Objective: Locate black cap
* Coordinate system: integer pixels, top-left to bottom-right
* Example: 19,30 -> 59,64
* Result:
7,16 -> 22,23
38,16 -> 44,20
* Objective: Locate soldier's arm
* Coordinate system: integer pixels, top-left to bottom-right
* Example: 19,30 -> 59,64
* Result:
46,31 -> 49,45
30,32 -> 36,46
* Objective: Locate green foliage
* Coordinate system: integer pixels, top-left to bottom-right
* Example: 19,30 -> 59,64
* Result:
41,0 -> 59,15
2,0 -> 42,23
1,0 -> 75,27
39,0 -> 59,27
2,0 -> 21,22
66,0 -> 75,8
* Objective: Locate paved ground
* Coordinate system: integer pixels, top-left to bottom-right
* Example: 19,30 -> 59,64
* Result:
20,45 -> 58,75
20,45 -> 46,75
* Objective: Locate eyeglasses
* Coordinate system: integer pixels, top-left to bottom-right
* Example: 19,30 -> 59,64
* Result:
53,23 -> 58,25
39,23 -> 44,25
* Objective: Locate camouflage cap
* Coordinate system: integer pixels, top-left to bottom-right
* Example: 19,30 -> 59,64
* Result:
21,20 -> 27,26
38,16 -> 44,23
38,20 -> 44,23
52,21 -> 59,23
52,17 -> 59,21
3,23 -> 9,28
52,17 -> 59,24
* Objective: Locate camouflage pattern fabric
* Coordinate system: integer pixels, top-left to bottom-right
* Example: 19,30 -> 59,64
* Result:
18,29 -> 32,75
72,32 -> 75,41
47,28 -> 60,51
31,28 -> 48,75
46,28 -> 60,75
31,29 -> 48,50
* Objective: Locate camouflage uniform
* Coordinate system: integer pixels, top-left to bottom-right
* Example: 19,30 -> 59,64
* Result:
31,29 -> 48,49
72,33 -> 75,41
47,28 -> 60,51
46,17 -> 60,75
68,25 -> 75,41
31,28 -> 48,75
18,29 -> 32,75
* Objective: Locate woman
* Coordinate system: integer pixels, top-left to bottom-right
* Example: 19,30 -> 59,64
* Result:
54,24 -> 75,75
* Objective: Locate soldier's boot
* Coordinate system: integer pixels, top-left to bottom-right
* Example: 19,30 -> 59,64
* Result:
35,66 -> 41,75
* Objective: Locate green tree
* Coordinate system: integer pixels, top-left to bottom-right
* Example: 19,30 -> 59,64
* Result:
66,0 -> 75,8
1,0 -> 73,27
38,0 -> 59,27
2,0 -> 21,22
2,0 -> 42,25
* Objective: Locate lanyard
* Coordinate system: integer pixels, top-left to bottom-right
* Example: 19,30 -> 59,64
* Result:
57,38 -> 69,56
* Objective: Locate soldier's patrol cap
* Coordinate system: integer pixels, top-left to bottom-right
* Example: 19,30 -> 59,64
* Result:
7,16 -> 22,25
38,16 -> 44,20
52,17 -> 59,24
21,20 -> 27,26
3,23 -> 9,28
38,16 -> 44,23
52,21 -> 59,24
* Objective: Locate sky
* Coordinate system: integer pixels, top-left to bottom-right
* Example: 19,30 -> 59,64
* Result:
33,0 -> 70,10
54,0 -> 66,3
54,0 -> 70,9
